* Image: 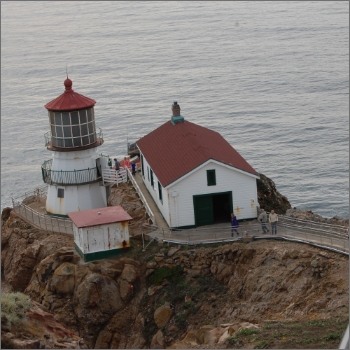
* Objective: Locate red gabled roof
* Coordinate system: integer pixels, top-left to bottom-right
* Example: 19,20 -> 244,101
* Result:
45,78 -> 96,111
137,120 -> 258,187
68,206 -> 132,228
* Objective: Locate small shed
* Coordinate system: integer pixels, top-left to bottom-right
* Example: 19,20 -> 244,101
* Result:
68,206 -> 132,262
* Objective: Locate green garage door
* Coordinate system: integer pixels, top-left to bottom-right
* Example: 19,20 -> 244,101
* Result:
193,195 -> 214,226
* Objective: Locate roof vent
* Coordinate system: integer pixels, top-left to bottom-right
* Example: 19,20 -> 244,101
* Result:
171,101 -> 185,125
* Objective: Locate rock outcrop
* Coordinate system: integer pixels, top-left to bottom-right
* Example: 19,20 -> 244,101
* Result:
2,206 -> 348,349
1,301 -> 87,349
257,173 -> 292,214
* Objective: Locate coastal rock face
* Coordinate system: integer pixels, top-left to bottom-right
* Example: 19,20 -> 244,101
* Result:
257,173 -> 292,214
1,210 -> 349,349
1,301 -> 87,349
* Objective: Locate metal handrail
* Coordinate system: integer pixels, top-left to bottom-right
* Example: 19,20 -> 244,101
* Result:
145,222 -> 349,253
41,159 -> 101,186
11,186 -> 73,235
126,167 -> 155,225
279,215 -> 348,234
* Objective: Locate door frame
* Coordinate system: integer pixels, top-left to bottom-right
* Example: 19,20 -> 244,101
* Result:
193,191 -> 233,227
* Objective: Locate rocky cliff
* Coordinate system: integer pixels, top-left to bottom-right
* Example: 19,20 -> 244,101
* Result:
1,208 -> 348,349
257,173 -> 292,214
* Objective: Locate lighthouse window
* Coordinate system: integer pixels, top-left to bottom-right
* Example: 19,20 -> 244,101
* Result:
79,110 -> 87,124
49,112 -> 55,124
56,126 -> 63,138
72,125 -> 80,137
83,136 -> 89,145
57,188 -> 64,198
81,124 -> 88,135
62,112 -> 70,125
54,113 -> 62,125
63,126 -> 72,137
73,138 -> 82,147
71,111 -> 79,125
64,139 -> 73,148
88,122 -> 94,134
51,124 -> 56,136
87,108 -> 93,121
56,138 -> 64,147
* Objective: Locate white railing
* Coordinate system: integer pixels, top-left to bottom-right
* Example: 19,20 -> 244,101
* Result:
102,168 -> 128,186
11,186 -> 73,234
126,167 -> 155,225
145,222 -> 349,253
279,215 -> 348,235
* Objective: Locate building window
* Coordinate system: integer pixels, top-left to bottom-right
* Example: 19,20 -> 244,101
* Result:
57,188 -> 64,198
147,166 -> 150,181
158,181 -> 163,203
150,169 -> 154,188
141,155 -> 145,178
207,169 -> 216,186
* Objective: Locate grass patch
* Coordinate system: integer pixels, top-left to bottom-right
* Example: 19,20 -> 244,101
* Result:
225,336 -> 242,347
1,292 -> 32,325
324,333 -> 341,341
236,328 -> 261,336
254,339 -> 271,349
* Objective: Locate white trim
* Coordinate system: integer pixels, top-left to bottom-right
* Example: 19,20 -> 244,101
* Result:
165,159 -> 259,189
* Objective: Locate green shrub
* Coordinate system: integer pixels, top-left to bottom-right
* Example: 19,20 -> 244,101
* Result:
174,313 -> 188,330
236,328 -> 261,336
1,292 -> 32,325
147,266 -> 183,286
225,336 -> 242,347
324,333 -> 341,341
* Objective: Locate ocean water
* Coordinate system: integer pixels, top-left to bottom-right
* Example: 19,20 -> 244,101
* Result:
1,1 -> 349,218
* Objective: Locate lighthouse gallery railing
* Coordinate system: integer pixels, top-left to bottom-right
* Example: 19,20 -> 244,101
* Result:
41,159 -> 102,186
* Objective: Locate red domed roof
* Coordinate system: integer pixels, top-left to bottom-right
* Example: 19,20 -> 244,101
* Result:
45,78 -> 96,111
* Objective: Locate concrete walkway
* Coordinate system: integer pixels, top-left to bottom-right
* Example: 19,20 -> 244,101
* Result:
129,171 -> 348,253
133,172 -> 169,229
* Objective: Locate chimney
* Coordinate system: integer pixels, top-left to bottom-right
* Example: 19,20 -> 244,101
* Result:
171,101 -> 185,125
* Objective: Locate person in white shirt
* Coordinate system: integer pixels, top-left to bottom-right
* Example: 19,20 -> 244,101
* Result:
269,209 -> 278,235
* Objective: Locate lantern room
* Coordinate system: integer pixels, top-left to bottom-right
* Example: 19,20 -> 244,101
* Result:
44,78 -> 103,151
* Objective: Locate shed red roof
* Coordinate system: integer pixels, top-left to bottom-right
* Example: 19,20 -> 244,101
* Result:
45,78 -> 96,111
137,120 -> 258,187
68,206 -> 132,228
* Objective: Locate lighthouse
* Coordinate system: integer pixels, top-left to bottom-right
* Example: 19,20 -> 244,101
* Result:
42,77 -> 108,216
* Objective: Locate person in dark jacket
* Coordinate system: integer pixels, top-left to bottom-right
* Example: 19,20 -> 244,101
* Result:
131,162 -> 136,176
114,158 -> 120,171
231,213 -> 239,237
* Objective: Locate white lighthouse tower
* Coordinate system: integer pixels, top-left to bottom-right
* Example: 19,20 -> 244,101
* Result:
42,77 -> 107,216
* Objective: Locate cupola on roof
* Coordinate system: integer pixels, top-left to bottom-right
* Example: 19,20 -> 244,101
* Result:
45,77 -> 96,111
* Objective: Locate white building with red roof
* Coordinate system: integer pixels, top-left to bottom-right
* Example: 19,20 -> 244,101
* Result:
136,102 -> 260,228
68,206 -> 132,262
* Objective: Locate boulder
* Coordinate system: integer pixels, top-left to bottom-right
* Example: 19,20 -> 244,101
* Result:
183,330 -> 200,345
154,302 -> 173,328
167,246 -> 180,257
119,279 -> 135,302
119,263 -> 138,283
150,329 -> 165,349
48,262 -> 75,295
74,273 -> 124,325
